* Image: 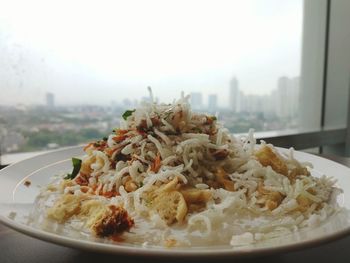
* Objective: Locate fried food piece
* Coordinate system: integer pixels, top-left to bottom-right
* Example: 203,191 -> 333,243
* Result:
255,146 -> 310,182
48,194 -> 134,237
180,188 -> 212,204
80,200 -> 108,228
265,192 -> 284,210
92,205 -> 134,237
47,194 -> 84,223
296,195 -> 314,212
171,110 -> 187,131
153,190 -> 188,225
80,155 -> 96,175
156,176 -> 180,192
211,149 -> 229,160
180,188 -> 212,212
215,168 -> 235,191
257,183 -> 284,211
164,238 -> 177,248
255,146 -> 288,176
147,177 -> 188,225
124,176 -> 138,192
288,167 -> 310,182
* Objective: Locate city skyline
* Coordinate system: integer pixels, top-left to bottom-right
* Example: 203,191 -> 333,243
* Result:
189,75 -> 300,117
1,74 -> 300,115
0,74 -> 301,156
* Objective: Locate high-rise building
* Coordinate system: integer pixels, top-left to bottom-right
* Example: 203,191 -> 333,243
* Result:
190,92 -> 203,110
276,76 -> 289,118
268,89 -> 279,115
46,92 -> 55,108
208,94 -> 218,112
275,76 -> 299,118
229,77 -> 239,112
237,90 -> 245,112
242,94 -> 263,113
290,76 -> 300,117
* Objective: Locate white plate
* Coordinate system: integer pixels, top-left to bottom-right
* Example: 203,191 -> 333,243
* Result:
0,146 -> 350,258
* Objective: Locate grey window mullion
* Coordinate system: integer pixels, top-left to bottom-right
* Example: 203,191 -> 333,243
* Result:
320,0 -> 332,154
345,77 -> 350,155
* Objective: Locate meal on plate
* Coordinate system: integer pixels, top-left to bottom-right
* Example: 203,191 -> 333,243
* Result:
31,93 -> 341,247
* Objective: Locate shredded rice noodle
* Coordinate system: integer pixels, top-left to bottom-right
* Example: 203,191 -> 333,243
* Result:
29,93 -> 342,248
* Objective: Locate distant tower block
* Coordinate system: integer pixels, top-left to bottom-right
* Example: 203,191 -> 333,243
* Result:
276,76 -> 299,119
46,92 -> 55,108
229,77 -> 239,112
190,92 -> 203,110
208,94 -> 218,112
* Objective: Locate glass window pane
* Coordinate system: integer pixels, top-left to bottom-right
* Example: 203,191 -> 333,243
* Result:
0,0 -> 325,158
324,0 -> 350,129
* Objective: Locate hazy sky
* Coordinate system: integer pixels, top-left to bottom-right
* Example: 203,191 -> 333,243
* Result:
0,0 -> 302,107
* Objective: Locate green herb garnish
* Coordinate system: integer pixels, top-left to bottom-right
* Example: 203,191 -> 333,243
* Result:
64,158 -> 82,180
211,116 -> 217,121
122,109 -> 136,120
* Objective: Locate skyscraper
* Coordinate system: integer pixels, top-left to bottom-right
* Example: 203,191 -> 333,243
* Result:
46,92 -> 55,108
276,76 -> 289,118
290,76 -> 300,117
208,94 -> 218,112
190,92 -> 203,110
275,76 -> 299,118
229,77 -> 239,112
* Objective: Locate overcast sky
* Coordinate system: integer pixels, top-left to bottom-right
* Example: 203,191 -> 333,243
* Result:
0,0 -> 302,107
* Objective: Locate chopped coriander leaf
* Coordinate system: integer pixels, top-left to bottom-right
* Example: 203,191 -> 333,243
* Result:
64,158 -> 82,180
122,109 -> 136,120
103,136 -> 108,141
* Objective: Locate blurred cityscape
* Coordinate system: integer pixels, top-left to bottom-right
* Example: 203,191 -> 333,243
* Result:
0,75 -> 300,158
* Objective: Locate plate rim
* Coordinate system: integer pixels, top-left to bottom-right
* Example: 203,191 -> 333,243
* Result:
1,146 -> 350,257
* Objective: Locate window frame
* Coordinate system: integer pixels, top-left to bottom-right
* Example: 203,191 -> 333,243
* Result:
261,0 -> 350,155
1,0 -> 349,166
